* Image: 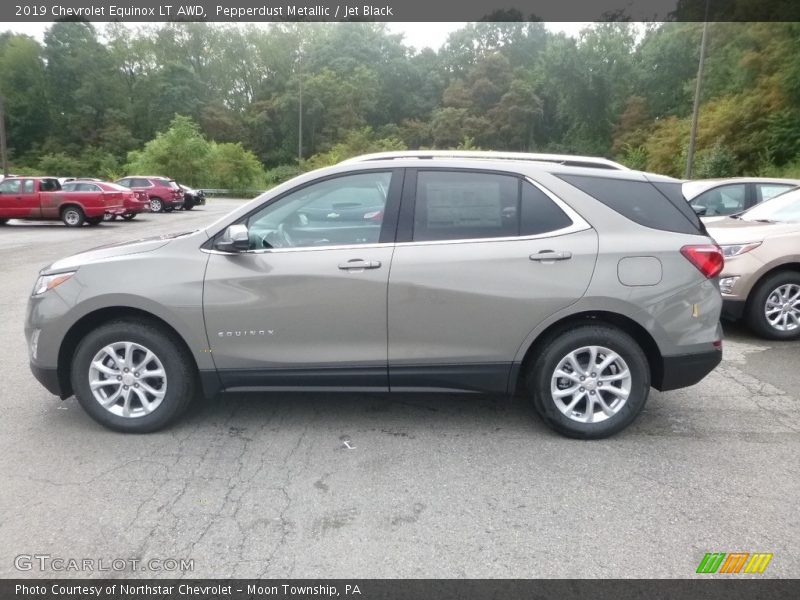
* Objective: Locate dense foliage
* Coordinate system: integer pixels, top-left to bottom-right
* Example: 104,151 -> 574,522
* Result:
1,21 -> 799,186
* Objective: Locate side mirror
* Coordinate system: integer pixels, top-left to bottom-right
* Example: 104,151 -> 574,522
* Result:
215,224 -> 250,252
691,204 -> 708,217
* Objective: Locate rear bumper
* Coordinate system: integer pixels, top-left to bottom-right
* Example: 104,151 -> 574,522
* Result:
722,299 -> 746,321
653,347 -> 722,392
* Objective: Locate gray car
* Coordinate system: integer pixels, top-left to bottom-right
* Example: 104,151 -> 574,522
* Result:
25,156 -> 724,438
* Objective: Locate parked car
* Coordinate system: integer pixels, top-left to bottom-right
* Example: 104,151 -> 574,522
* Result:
61,181 -> 149,221
683,177 -> 800,222
26,156 -> 723,437
706,188 -> 800,339
0,176 -> 123,226
114,176 -> 184,213
178,184 -> 206,210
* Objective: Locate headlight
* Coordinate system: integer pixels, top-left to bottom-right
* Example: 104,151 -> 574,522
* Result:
33,272 -> 75,296
719,242 -> 761,258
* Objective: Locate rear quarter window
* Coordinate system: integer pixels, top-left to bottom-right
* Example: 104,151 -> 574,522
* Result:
557,174 -> 701,234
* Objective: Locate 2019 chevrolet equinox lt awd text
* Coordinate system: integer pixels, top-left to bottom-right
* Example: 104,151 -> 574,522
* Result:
25,154 -> 724,439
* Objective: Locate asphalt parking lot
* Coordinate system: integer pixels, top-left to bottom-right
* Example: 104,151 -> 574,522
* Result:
0,199 -> 798,579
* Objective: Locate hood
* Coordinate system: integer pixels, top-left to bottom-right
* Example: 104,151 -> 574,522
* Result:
705,218 -> 800,245
43,231 -> 194,273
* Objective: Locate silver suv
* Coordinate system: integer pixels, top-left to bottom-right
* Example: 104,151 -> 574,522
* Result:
25,156 -> 724,438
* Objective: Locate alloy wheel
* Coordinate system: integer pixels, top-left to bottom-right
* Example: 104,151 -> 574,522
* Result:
88,341 -> 168,418
550,345 -> 632,424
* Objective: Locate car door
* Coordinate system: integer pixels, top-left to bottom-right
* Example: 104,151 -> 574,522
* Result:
203,169 -> 403,390
0,179 -> 24,217
18,179 -> 42,218
387,169 -> 598,393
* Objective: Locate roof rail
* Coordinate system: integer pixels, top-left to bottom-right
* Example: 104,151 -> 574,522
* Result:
339,150 -> 629,171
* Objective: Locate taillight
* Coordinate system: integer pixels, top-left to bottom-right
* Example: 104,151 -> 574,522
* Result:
681,244 -> 724,278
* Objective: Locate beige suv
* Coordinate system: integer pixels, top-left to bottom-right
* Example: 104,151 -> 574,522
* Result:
706,188 -> 800,339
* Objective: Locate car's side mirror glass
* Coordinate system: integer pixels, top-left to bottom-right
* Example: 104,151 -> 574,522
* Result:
691,204 -> 707,217
215,224 -> 250,252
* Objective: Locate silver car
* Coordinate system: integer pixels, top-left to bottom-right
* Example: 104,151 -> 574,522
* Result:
25,156 -> 724,438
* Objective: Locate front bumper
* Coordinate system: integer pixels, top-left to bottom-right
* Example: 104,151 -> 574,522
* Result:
654,347 -> 722,392
30,361 -> 65,397
722,299 -> 746,321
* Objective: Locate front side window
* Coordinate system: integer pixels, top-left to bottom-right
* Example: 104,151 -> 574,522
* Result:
413,171 -> 518,241
245,171 -> 392,250
22,180 -> 35,193
692,184 -> 746,216
0,179 -> 21,194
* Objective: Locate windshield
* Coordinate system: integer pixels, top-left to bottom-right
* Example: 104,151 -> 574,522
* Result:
740,187 -> 800,222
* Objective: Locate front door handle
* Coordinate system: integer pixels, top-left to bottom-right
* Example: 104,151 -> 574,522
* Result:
338,259 -> 382,270
529,250 -> 572,261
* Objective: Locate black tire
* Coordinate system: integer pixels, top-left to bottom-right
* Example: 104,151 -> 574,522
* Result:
164,205 -> 174,212
86,216 -> 103,226
149,197 -> 164,213
183,200 -> 194,210
121,212 -> 137,221
70,319 -> 196,433
526,324 -> 650,439
61,206 -> 85,227
746,271 -> 800,340
0,218 -> 8,225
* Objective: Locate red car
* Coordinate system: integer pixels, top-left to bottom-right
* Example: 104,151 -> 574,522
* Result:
0,177 -> 123,227
115,176 -> 184,212
62,181 -> 149,221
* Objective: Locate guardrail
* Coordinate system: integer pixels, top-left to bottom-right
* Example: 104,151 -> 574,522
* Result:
201,188 -> 266,198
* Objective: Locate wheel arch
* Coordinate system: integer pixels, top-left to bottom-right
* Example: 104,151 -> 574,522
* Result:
744,262 -> 800,312
511,310 -> 663,396
57,306 -> 202,399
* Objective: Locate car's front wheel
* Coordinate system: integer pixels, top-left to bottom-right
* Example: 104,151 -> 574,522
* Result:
527,324 -> 650,439
149,197 -> 164,213
71,319 -> 196,432
746,271 -> 800,340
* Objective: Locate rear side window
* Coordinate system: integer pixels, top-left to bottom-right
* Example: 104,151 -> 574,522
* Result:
649,181 -> 703,230
22,180 -> 35,193
521,181 -> 573,235
557,174 -> 700,234
413,171 -> 519,241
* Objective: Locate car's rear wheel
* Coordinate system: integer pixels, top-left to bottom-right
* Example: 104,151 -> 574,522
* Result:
61,206 -> 85,227
527,324 -> 650,439
149,197 -> 164,213
71,319 -> 196,433
746,272 -> 800,340
121,212 -> 137,221
184,201 -> 194,210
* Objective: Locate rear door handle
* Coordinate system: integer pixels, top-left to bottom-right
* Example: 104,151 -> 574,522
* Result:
529,250 -> 572,261
338,259 -> 382,270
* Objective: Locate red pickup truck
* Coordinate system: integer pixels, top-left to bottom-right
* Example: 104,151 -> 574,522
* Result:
0,177 -> 123,227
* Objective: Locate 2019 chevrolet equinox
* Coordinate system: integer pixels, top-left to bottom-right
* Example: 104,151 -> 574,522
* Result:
26,153 -> 724,438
